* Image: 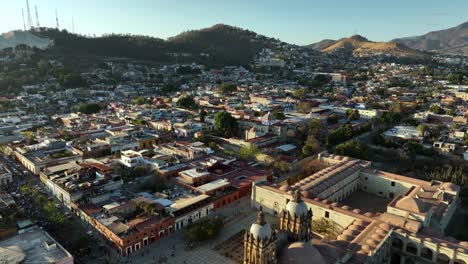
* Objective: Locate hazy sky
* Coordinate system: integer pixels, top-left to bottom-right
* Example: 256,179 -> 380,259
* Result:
1,0 -> 467,45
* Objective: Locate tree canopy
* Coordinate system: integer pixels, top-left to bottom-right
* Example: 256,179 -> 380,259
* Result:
214,111 -> 238,137
217,83 -> 237,94
239,144 -> 259,161
177,95 -> 198,109
272,111 -> 286,120
73,103 -> 101,114
334,140 -> 369,160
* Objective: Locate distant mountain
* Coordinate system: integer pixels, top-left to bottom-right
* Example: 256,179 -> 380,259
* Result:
305,39 -> 336,50
20,24 -> 280,67
392,21 -> 468,56
0,30 -> 52,50
319,35 -> 429,59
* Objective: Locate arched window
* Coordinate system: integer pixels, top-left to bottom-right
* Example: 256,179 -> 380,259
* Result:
406,242 -> 418,255
420,247 -> 433,260
437,253 -> 450,264
392,237 -> 403,250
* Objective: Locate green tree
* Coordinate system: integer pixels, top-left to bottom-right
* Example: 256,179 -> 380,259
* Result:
404,141 -> 423,160
429,166 -> 466,185
296,102 -> 313,113
334,140 -> 369,160
327,124 -> 353,146
348,110 -> 360,121
293,88 -> 307,99
184,217 -> 223,242
217,83 -> 237,94
272,111 -> 286,120
327,113 -> 339,124
270,159 -> 290,176
239,144 -> 259,161
214,111 -> 238,137
37,59 -> 50,74
199,108 -> 208,122
59,73 -> 86,88
448,73 -> 463,85
308,74 -> 332,88
430,104 -> 446,115
417,124 -> 428,137
160,83 -> 179,94
73,103 -> 101,114
133,97 -> 147,105
308,119 -> 326,138
302,135 -> 321,156
177,95 -> 198,109
43,201 -> 65,225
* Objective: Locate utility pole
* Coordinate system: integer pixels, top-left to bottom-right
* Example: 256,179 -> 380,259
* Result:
21,8 -> 26,31
35,5 -> 40,28
26,0 -> 33,29
55,9 -> 60,29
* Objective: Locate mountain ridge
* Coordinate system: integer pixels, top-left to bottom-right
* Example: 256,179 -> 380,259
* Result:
392,21 -> 468,56
4,24 -> 280,67
314,35 -> 429,59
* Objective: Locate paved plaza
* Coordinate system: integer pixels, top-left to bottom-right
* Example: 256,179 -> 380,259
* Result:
111,197 -> 257,264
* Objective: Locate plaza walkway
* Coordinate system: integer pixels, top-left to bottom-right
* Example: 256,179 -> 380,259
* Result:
116,197 -> 257,264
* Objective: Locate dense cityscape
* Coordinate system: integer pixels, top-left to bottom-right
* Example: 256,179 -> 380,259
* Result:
0,1 -> 467,264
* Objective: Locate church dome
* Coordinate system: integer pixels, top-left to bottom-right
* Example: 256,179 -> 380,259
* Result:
249,210 -> 272,241
279,241 -> 326,264
286,191 -> 309,217
395,196 -> 428,213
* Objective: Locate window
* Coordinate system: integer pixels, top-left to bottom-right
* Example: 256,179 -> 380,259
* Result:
364,186 -> 367,190
365,177 -> 368,180
391,181 -> 395,187
325,211 -> 330,218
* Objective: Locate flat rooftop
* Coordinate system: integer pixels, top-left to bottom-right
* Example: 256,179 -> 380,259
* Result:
383,125 -> 420,140
180,168 -> 210,178
0,226 -> 72,263
197,179 -> 230,193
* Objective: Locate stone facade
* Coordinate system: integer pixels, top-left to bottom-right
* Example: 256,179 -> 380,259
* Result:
250,152 -> 468,264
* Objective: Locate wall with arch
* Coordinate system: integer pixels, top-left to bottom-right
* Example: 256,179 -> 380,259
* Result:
390,230 -> 468,264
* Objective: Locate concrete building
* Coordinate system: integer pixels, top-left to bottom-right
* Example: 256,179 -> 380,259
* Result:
40,161 -> 122,209
0,165 -> 12,186
0,225 -> 73,264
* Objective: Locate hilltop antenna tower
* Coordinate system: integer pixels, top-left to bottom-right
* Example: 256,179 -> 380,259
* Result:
55,9 -> 60,29
21,8 -> 26,31
35,5 -> 40,28
26,0 -> 33,29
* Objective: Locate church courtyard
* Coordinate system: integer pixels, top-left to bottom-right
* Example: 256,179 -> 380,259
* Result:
340,190 -> 392,214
